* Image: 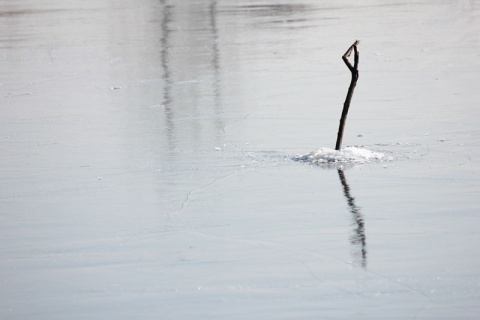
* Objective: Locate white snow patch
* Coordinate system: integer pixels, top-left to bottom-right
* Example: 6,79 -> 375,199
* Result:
294,146 -> 390,165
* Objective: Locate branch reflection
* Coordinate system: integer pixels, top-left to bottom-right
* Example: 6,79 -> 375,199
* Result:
337,169 -> 367,268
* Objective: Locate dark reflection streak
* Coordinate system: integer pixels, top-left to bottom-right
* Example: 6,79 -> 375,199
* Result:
337,169 -> 367,268
160,0 -> 174,154
209,0 -> 224,140
209,1 -> 220,101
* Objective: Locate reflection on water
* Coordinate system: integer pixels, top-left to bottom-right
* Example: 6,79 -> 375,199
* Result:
337,169 -> 367,268
222,3 -> 316,30
160,0 -> 174,153
154,1 -> 321,156
209,0 -> 223,145
158,1 -> 225,154
209,0 -> 220,100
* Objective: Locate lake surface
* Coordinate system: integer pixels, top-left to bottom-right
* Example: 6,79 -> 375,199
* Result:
1,1 -> 480,319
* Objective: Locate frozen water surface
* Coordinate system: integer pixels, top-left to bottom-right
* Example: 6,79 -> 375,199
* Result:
1,0 -> 480,319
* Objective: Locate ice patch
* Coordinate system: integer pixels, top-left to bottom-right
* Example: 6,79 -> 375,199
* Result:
294,146 -> 390,165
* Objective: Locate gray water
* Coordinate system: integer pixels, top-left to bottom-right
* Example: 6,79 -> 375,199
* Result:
1,1 -> 480,319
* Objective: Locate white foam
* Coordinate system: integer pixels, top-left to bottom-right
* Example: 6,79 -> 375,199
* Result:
294,146 -> 389,165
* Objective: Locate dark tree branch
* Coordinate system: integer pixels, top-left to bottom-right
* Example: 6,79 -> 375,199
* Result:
335,40 -> 360,150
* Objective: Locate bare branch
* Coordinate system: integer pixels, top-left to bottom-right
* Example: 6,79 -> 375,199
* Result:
335,40 -> 360,150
